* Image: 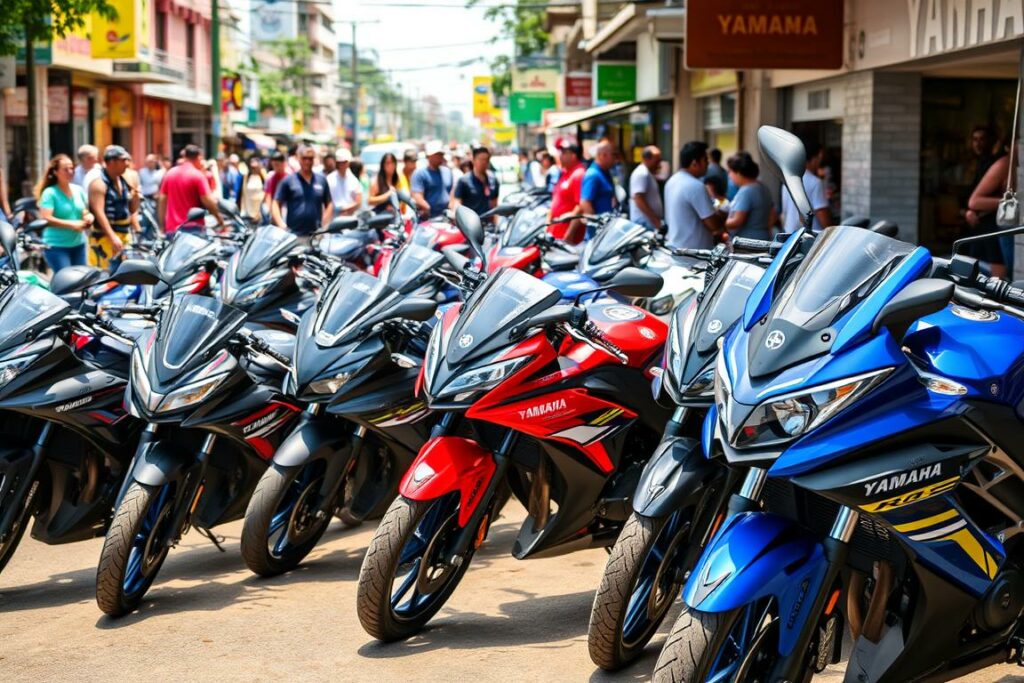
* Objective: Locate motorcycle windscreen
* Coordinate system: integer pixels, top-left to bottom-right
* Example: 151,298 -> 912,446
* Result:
153,293 -> 246,384
586,217 -> 651,263
446,267 -> 561,365
383,243 -> 443,294
0,283 -> 70,353
236,225 -> 298,280
313,270 -> 399,345
159,231 -> 216,279
746,225 -> 914,378
501,205 -> 547,248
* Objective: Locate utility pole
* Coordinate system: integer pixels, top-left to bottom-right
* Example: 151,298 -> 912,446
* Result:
210,0 -> 221,155
341,19 -> 378,154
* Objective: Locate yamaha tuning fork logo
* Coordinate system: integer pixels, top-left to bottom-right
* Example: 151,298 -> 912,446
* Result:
458,334 -> 473,348
765,330 -> 786,350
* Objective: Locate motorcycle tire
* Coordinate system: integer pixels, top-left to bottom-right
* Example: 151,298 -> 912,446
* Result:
241,463 -> 333,577
0,479 -> 39,576
588,511 -> 690,670
653,601 -> 792,683
95,482 -> 174,617
357,493 -> 473,642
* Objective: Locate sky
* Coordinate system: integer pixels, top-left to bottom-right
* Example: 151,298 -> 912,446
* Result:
341,1 -> 514,124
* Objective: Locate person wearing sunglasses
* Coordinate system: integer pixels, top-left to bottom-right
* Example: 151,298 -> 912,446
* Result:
272,144 -> 334,240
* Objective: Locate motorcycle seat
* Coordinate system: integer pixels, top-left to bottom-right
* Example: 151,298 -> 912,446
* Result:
50,265 -> 107,296
544,251 -> 580,271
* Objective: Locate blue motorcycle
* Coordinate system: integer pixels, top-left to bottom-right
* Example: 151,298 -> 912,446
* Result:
654,126 -> 1024,682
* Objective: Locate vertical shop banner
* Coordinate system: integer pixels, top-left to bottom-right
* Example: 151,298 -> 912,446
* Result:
72,90 -> 90,120
564,72 -> 593,108
472,76 -> 493,118
686,0 -> 843,69
108,88 -> 133,127
221,74 -> 244,112
594,63 -> 636,105
91,0 -> 137,59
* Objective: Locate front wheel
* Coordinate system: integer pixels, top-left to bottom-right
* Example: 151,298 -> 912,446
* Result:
0,478 -> 40,576
241,461 -> 333,577
356,493 -> 474,641
588,510 -> 693,670
653,600 -> 782,683
95,482 -> 176,617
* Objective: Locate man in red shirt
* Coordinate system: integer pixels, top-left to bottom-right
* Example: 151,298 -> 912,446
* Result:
157,144 -> 225,234
262,150 -> 289,216
548,141 -> 586,242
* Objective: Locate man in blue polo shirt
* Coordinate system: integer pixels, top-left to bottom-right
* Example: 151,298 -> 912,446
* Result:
452,146 -> 499,217
272,144 -> 334,236
577,140 -> 618,240
410,140 -> 454,219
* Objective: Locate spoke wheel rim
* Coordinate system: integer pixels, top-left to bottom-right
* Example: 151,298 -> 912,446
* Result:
390,494 -> 461,622
123,485 -> 174,597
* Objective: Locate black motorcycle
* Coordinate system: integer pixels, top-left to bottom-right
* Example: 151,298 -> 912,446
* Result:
94,260 -> 303,616
239,242 -> 442,576
0,223 -> 147,577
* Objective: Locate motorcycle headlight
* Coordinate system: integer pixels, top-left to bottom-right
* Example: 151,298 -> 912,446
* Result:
725,366 -> 892,449
436,356 -> 532,399
308,371 -> 354,396
649,294 -> 674,316
0,353 -> 38,386
683,366 -> 716,398
157,374 -> 229,413
131,349 -> 158,411
422,315 -> 444,390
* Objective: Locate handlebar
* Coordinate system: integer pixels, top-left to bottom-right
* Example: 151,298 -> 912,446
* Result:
235,328 -> 292,367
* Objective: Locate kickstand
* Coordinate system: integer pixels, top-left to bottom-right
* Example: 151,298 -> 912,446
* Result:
196,526 -> 226,552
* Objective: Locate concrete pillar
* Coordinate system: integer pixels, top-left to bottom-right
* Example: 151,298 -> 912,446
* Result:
841,71 -> 922,242
740,69 -> 781,165
671,57 -> 699,169
30,65 -> 49,181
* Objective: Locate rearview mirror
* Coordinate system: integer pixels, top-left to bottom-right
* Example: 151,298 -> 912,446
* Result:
0,221 -> 18,272
110,259 -> 164,286
186,207 -> 207,223
390,297 -> 438,322
869,221 -> 899,238
326,217 -> 359,234
871,279 -> 952,338
395,189 -> 413,206
481,204 -> 520,219
607,267 -> 664,297
217,198 -> 237,215
454,206 -> 487,269
757,126 -> 811,226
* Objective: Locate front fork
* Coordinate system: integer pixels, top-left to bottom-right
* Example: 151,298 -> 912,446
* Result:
0,422 -> 52,540
447,428 -> 516,567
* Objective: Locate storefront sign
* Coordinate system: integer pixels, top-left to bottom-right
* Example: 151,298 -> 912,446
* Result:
509,92 -> 556,124
594,63 -> 636,105
908,0 -> 1024,58
108,88 -> 133,127
472,76 -> 493,118
16,41 -> 52,66
91,0 -> 138,59
253,1 -> 298,41
511,68 -> 560,95
4,87 -> 27,119
686,0 -> 843,69
564,72 -> 592,108
221,74 -> 244,112
48,85 -> 70,124
72,89 -> 90,120
493,126 -> 516,144
689,69 -> 738,97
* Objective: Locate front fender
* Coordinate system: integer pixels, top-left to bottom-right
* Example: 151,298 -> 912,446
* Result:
633,436 -> 718,517
399,436 -> 495,527
131,439 -> 195,488
684,511 -> 828,657
273,414 -> 352,468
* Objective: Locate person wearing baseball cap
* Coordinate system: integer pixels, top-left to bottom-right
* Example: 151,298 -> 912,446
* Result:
549,140 -> 587,242
410,141 -> 453,219
327,148 -> 362,216
86,145 -> 138,269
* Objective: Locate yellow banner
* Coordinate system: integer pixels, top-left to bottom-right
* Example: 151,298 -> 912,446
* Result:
472,76 -> 493,118
91,0 -> 137,59
493,127 -> 516,144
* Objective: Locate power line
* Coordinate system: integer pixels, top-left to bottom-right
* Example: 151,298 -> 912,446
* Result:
373,39 -> 497,52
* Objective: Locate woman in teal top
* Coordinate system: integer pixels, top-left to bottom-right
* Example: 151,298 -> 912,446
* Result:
35,154 -> 92,272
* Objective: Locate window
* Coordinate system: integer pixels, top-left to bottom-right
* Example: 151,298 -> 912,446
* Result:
186,23 -> 195,60
298,12 -> 308,32
155,9 -> 167,51
807,89 -> 831,111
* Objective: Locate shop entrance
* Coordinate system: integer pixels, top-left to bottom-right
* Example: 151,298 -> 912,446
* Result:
919,77 -> 1017,255
790,120 -> 842,224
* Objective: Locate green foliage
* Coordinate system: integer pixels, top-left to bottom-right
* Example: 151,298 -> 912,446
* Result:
0,0 -> 116,55
468,0 -> 549,97
253,38 -> 313,118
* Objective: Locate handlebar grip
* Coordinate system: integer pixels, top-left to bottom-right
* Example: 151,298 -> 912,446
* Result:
119,304 -> 158,316
984,278 -> 1024,308
731,237 -> 775,254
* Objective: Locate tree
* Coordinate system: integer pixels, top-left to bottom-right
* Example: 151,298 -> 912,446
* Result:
467,0 -> 548,97
1,1 -> 115,183
252,39 -> 312,121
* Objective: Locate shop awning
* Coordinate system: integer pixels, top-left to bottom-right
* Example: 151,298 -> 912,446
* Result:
234,126 -> 279,151
545,98 -> 671,131
545,101 -> 637,130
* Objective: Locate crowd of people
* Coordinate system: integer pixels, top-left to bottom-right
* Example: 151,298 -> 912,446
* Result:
23,138 -> 506,275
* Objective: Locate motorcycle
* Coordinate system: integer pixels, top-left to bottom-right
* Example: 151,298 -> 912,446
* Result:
355,207 -> 668,641
239,241 -> 444,576
654,126 -> 1024,681
0,222 -> 145,577
94,260 -> 303,616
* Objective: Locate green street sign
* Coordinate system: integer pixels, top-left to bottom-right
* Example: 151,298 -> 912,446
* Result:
509,92 -> 556,124
595,63 -> 636,104
16,41 -> 52,66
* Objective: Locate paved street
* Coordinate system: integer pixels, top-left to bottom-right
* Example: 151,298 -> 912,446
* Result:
1,503 -> 1022,682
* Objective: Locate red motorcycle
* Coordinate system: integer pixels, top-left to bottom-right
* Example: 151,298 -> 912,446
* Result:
356,208 -> 669,641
